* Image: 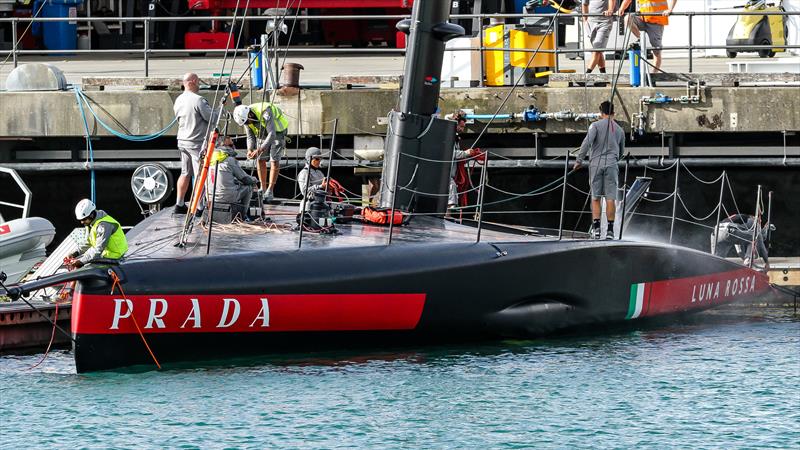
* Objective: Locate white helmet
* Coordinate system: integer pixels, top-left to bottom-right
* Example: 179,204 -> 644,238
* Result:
232,105 -> 251,126
75,198 -> 96,220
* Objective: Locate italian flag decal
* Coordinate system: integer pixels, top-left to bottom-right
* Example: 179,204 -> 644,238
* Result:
626,283 -> 646,320
625,268 -> 770,320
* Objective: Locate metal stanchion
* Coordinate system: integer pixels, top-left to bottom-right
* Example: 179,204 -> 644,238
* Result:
387,153 -> 402,245
297,154 -> 312,250
325,119 -> 338,184
766,190 -> 773,248
475,152 -> 489,243
748,185 -> 763,268
558,150 -> 569,240
206,161 -> 220,255
669,157 -> 680,244
712,170 -> 726,255
11,19 -> 18,68
619,156 -> 631,240
143,19 -> 150,77
688,12 -> 694,73
553,18 -> 560,73
478,13 -> 485,88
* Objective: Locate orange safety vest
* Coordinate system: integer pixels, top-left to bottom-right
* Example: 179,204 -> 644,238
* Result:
638,0 -> 669,25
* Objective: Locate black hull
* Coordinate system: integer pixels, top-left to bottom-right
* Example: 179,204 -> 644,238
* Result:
71,240 -> 773,372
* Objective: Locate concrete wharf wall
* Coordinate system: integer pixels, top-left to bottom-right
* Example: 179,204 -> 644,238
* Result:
1,84 -> 798,139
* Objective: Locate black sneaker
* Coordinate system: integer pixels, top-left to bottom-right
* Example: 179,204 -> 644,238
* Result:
592,226 -> 601,240
174,204 -> 188,214
606,228 -> 615,240
195,209 -> 204,218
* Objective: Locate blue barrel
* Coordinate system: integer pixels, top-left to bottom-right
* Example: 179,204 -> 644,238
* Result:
249,47 -> 263,89
33,0 -> 83,51
628,48 -> 641,87
514,0 -> 557,14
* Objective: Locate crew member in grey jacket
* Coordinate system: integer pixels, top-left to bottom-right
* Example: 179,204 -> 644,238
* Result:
712,213 -> 773,271
206,137 -> 258,217
297,147 -> 328,212
574,101 -> 626,239
173,72 -> 216,214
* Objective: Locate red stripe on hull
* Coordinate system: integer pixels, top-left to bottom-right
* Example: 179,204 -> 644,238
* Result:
72,293 -> 426,335
641,268 -> 769,318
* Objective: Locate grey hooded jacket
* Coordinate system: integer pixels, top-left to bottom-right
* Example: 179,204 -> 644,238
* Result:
206,146 -> 258,204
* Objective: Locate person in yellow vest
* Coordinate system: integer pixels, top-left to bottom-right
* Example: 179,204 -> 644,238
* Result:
232,102 -> 289,204
618,0 -> 677,71
67,199 -> 128,269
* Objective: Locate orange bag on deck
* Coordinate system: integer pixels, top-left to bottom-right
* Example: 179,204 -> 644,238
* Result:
362,206 -> 408,226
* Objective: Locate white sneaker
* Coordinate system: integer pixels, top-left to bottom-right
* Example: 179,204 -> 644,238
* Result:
263,191 -> 274,203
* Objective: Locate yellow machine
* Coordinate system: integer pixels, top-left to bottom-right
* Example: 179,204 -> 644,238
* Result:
725,1 -> 788,58
483,24 -> 555,86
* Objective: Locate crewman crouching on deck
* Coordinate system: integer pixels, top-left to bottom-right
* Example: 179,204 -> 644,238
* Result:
297,147 -> 328,212
66,199 -> 128,269
712,213 -> 774,271
233,102 -> 289,204
206,136 -> 259,220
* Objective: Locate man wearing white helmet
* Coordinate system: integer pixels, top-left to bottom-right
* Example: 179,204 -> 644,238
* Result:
232,101 -> 289,203
67,199 -> 128,269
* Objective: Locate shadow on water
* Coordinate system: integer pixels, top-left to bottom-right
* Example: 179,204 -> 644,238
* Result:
1,304 -> 794,376
78,304 -> 798,375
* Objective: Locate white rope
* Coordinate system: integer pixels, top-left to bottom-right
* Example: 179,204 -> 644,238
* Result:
640,191 -> 675,203
677,193 -> 720,222
679,161 -> 725,185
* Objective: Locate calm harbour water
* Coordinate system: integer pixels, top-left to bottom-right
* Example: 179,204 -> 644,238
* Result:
1,308 -> 798,448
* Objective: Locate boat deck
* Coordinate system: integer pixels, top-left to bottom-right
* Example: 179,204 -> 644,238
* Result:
123,203 -> 548,260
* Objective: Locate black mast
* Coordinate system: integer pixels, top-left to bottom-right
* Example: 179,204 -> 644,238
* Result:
379,1 -> 464,214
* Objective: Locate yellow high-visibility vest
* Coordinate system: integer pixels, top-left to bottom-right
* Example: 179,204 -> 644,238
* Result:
88,214 -> 128,260
247,102 -> 288,136
638,0 -> 669,25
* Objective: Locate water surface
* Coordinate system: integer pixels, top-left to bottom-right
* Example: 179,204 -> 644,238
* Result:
1,307 -> 797,448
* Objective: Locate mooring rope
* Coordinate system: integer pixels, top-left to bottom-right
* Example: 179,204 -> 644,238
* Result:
26,301 -> 58,371
110,272 -> 161,370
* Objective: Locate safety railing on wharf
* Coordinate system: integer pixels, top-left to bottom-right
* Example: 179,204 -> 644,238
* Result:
1,11 -> 799,79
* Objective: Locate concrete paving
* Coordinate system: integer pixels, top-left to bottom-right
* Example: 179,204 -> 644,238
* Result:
0,52 -> 407,89
1,51 -> 797,90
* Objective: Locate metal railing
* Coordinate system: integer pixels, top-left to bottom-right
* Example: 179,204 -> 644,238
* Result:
0,167 -> 33,221
1,10 -> 798,79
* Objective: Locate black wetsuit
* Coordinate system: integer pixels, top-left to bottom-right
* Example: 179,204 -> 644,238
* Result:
712,214 -> 769,266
